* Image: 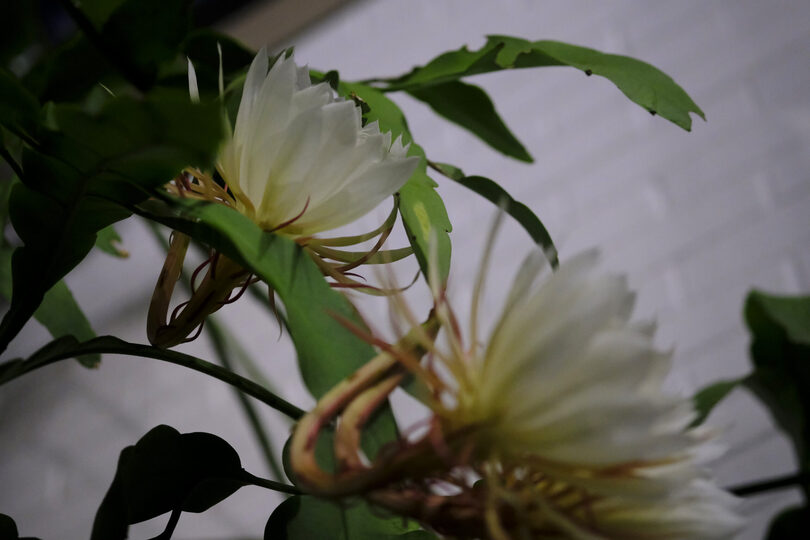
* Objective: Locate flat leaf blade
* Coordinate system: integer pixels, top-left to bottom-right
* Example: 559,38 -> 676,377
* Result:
385,35 -> 704,131
408,80 -> 532,162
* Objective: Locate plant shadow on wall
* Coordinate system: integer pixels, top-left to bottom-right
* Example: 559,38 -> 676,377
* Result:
0,1 -> 808,539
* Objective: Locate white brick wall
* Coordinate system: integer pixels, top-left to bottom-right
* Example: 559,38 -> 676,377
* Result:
1,0 -> 809,538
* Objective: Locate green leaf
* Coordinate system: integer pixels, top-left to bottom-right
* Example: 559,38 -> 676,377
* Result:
743,291 -> 810,470
135,198 -> 398,458
0,513 -> 41,540
432,164 -> 558,268
265,496 -> 434,540
765,506 -> 810,540
0,245 -> 99,367
91,425 -> 249,540
340,81 -> 452,282
385,35 -> 704,131
408,80 -> 532,162
0,95 -> 223,354
95,224 -> 129,258
691,379 -> 740,427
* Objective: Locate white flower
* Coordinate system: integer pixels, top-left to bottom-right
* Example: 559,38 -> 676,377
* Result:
410,226 -> 743,538
209,49 -> 419,236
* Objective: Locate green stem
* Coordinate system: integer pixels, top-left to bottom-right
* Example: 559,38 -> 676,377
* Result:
0,336 -> 305,419
242,471 -> 301,495
729,471 -> 810,497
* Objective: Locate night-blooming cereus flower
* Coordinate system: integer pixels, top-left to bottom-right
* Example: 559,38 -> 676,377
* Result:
290,217 -> 742,539
200,48 -> 418,236
148,49 -> 418,348
404,230 -> 743,538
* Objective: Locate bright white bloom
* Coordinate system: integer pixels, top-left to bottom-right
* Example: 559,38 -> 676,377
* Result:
210,49 -> 418,236
411,232 -> 742,538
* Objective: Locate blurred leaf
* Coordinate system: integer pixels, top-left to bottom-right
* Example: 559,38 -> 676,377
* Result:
341,81 -> 452,282
95,224 -> 128,258
744,291 -> 810,470
0,68 -> 40,140
21,35 -> 113,103
432,164 -> 557,268
265,496 -> 434,540
691,379 -> 740,427
0,244 -> 99,367
409,80 -> 532,162
766,506 -> 810,540
91,425 -> 249,540
99,0 -> 192,89
0,95 -> 223,354
385,35 -> 704,131
0,513 -> 41,540
135,198 -> 398,458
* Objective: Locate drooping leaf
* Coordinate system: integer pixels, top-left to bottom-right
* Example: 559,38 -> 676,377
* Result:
691,379 -> 740,427
135,198 -> 398,457
431,163 -> 557,268
340,81 -> 452,282
265,496 -> 434,540
743,291 -> 810,469
0,513 -> 41,540
384,35 -> 704,131
91,425 -> 250,540
0,94 -> 223,354
95,224 -> 129,258
408,80 -> 532,162
0,244 -> 99,367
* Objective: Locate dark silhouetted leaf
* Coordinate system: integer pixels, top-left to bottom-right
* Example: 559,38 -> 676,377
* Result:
409,80 -> 532,162
385,35 -> 704,131
0,513 -> 41,540
92,425 -> 249,540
